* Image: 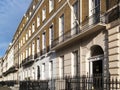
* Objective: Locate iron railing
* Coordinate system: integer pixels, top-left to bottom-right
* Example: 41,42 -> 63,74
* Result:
52,12 -> 105,48
107,0 -> 119,10
1,76 -> 120,90
106,3 -> 120,23
34,53 -> 38,59
22,55 -> 34,66
20,47 -> 51,67
18,76 -> 120,90
52,25 -> 80,48
81,12 -> 102,30
2,64 -> 18,76
19,80 -> 48,90
0,80 -> 17,87
50,76 -> 120,90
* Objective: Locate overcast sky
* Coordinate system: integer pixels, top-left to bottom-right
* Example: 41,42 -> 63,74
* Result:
0,0 -> 32,57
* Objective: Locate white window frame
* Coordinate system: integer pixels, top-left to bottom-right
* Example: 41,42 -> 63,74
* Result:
23,37 -> 25,44
49,25 -> 54,48
29,46 -> 31,56
29,11 -> 32,16
21,40 -> 23,47
26,33 -> 28,41
27,17 -> 29,21
28,69 -> 30,78
26,49 -> 28,58
32,42 -> 35,58
29,29 -> 31,37
21,53 -> 23,61
33,4 -> 35,9
37,16 -> 40,27
49,0 -> 54,13
59,14 -> 64,42
42,8 -> 46,21
37,37 -> 40,53
42,32 -> 46,50
71,2 -> 78,35
32,23 -> 35,33
42,63 -> 45,80
23,52 -> 25,60
49,61 -> 53,79
59,56 -> 64,78
32,67 -> 35,80
71,50 -> 78,77
19,42 -> 21,49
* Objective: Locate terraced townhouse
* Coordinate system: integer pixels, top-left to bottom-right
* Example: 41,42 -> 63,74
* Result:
0,43 -> 18,81
0,0 -> 119,83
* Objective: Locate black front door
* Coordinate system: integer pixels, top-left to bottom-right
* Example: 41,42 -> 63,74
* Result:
93,60 -> 103,89
93,60 -> 102,76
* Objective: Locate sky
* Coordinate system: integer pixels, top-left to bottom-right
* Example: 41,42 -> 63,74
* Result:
0,0 -> 32,57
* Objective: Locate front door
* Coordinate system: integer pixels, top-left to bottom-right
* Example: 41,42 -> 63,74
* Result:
93,60 -> 103,89
93,60 -> 102,76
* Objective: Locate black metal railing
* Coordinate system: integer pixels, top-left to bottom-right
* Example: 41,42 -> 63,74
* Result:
18,76 -> 120,90
22,55 -> 34,66
1,76 -> 120,90
106,4 -> 120,23
20,47 -> 52,66
81,12 -> 102,30
34,53 -> 38,59
19,80 -> 48,90
107,0 -> 119,10
52,25 -> 80,48
7,64 -> 18,73
2,64 -> 18,76
0,80 -> 17,87
52,12 -> 105,48
47,45 -> 52,52
49,76 -> 120,90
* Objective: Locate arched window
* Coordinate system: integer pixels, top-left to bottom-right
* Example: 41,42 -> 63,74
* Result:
91,45 -> 104,57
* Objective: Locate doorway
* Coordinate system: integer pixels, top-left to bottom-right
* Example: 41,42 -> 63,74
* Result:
90,45 -> 104,89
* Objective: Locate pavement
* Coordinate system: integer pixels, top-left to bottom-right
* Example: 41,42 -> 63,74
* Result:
0,85 -> 19,90
0,86 -> 11,90
10,87 -> 19,90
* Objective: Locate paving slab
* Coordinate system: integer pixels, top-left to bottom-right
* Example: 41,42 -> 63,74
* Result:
0,86 -> 11,90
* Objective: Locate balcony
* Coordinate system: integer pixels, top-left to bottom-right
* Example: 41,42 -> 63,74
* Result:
22,55 -> 34,67
8,63 -> 18,73
2,64 -> 18,76
3,71 -> 7,76
107,0 -> 119,10
52,12 -> 106,50
27,48 -> 52,62
34,53 -> 38,59
106,3 -> 119,23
